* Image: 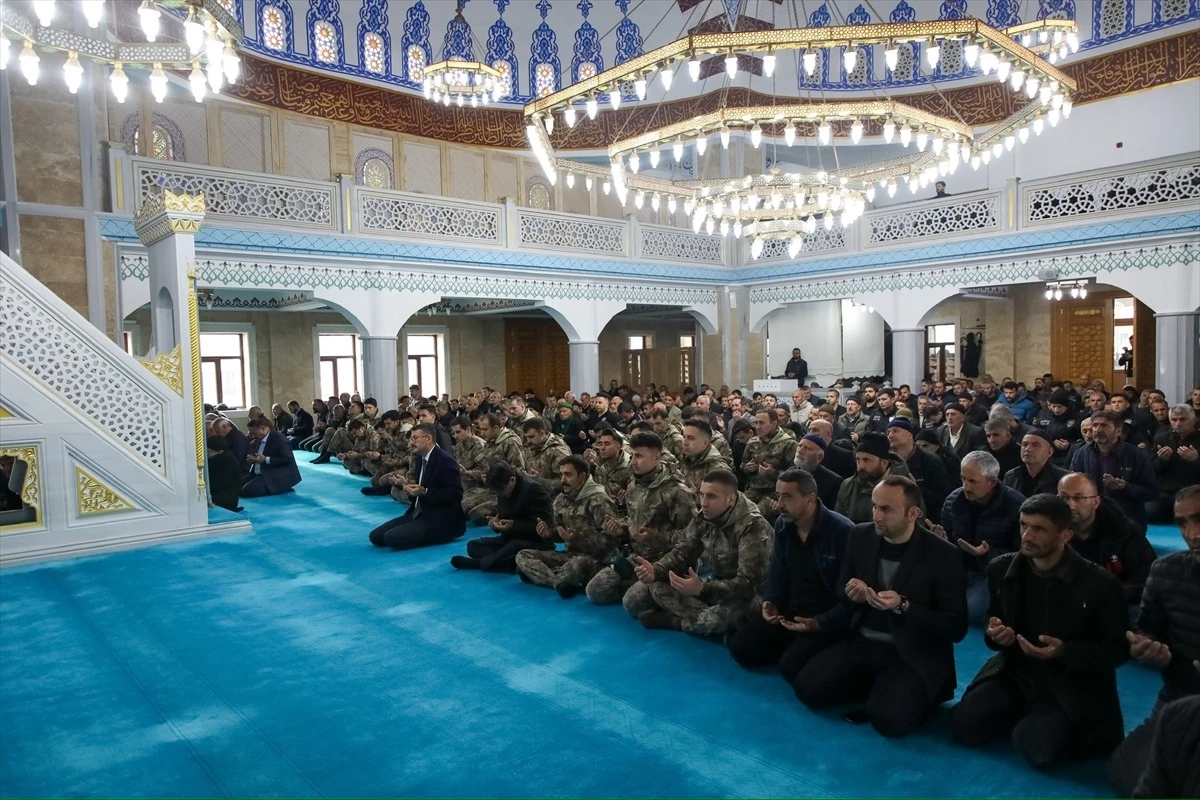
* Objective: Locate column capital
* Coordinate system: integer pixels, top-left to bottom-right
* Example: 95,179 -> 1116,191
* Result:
134,190 -> 206,247
1154,310 -> 1200,319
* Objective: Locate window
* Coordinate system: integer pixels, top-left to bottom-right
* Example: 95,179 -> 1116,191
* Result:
528,182 -> 550,209
363,157 -> 390,188
200,332 -> 249,408
406,45 -> 426,82
679,334 -> 694,387
679,334 -> 694,348
926,324 -> 956,344
132,125 -> 175,160
261,4 -> 287,51
1113,297 -> 1135,369
313,20 -> 338,64
318,333 -> 360,399
122,331 -> 135,355
492,59 -> 513,98
362,32 -> 385,74
627,334 -> 652,350
534,62 -> 556,97
406,333 -> 444,399
576,61 -> 597,81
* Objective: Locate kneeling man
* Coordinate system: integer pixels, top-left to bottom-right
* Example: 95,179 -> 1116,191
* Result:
368,423 -> 464,550
241,417 -> 301,497
624,469 -> 772,637
452,461 -> 555,573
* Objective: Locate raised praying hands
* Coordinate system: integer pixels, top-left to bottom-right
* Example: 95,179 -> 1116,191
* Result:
668,567 -> 703,597
1017,634 -> 1064,660
956,538 -> 990,557
1127,631 -> 1171,669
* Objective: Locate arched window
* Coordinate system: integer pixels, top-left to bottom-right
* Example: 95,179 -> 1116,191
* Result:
533,63 -> 556,97
122,112 -> 184,161
355,148 -> 394,189
527,177 -> 552,210
401,1 -> 431,85
407,45 -> 427,82
576,61 -> 597,80
362,32 -> 385,74
313,20 -> 339,63
492,59 -> 513,98
259,1 -> 289,51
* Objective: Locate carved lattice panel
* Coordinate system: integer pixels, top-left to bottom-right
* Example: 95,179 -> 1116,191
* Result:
0,279 -> 166,471
403,142 -> 442,194
640,226 -> 724,264
518,211 -> 624,254
220,109 -> 272,173
1067,309 -> 1109,379
281,120 -> 331,181
868,196 -> 999,245
358,192 -> 501,242
1026,162 -> 1200,224
135,163 -> 335,226
449,148 -> 485,201
160,100 -> 209,165
759,226 -> 848,261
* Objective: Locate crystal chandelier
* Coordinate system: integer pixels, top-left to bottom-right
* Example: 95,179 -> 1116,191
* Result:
423,0 -> 505,107
0,1 -> 244,104
523,15 -> 1079,259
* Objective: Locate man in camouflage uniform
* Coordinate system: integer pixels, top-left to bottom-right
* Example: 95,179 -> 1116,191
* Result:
313,399 -> 366,464
361,412 -> 405,494
515,454 -> 620,598
521,416 -> 572,493
462,412 -> 528,522
585,431 -> 696,605
651,409 -> 686,461
339,418 -> 378,475
679,418 -> 732,492
740,408 -> 798,510
625,469 -> 772,637
629,420 -> 679,475
590,428 -> 632,511
508,396 -> 539,427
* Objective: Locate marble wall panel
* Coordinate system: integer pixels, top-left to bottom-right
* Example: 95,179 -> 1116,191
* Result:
19,216 -> 87,317
11,80 -> 83,206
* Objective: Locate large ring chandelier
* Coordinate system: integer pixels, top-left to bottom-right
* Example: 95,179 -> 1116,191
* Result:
524,15 -> 1078,259
0,0 -> 244,104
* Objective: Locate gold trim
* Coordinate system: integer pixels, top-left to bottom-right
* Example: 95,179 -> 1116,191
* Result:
75,467 -> 135,516
0,405 -> 13,419
137,345 -> 185,396
187,268 -> 206,491
162,189 -> 207,214
0,445 -> 41,513
115,158 -> 124,211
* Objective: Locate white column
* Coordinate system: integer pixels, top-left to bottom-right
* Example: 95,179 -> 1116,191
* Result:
1155,312 -> 1199,405
361,336 -> 399,408
569,340 -> 600,398
892,328 -> 926,389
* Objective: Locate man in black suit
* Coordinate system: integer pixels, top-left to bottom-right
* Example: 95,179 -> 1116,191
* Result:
285,399 -> 315,448
240,417 -> 302,497
451,460 -> 555,573
951,493 -> 1128,768
368,423 -> 465,551
213,417 -> 249,467
793,476 -> 968,738
938,403 -> 986,461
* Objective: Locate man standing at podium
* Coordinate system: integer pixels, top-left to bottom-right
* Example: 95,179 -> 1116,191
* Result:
785,348 -> 809,388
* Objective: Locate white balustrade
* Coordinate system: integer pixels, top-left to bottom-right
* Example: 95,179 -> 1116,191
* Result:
357,189 -> 503,244
865,192 -> 1001,247
516,208 -> 627,255
638,223 -> 725,265
1022,156 -> 1200,227
756,225 -> 850,263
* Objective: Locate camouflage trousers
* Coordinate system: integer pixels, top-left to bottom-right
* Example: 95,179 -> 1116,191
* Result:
323,428 -> 351,455
462,487 -> 496,522
585,565 -> 634,605
622,581 -> 747,637
342,455 -> 369,474
513,550 -> 602,590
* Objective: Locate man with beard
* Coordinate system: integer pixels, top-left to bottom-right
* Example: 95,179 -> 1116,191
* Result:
983,418 -> 1023,478
1152,404 -> 1200,523
1034,389 -> 1082,466
835,432 -> 913,524
1070,410 -> 1157,532
951,494 -> 1128,768
790,434 -> 842,509
839,397 -> 869,441
807,419 -> 855,479
729,469 -> 854,683
625,469 -> 772,636
514,455 -> 620,598
741,409 -> 798,510
1003,430 -> 1069,498
678,419 -> 732,493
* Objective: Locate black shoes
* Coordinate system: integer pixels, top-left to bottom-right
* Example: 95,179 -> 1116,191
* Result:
311,453 -> 331,464
610,555 -> 634,581
360,486 -> 390,496
555,582 -> 580,599
638,610 -> 682,631
450,556 -> 480,570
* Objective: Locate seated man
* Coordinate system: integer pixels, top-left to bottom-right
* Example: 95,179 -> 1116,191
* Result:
337,418 -> 377,476
590,428 -> 632,511
729,468 -> 854,684
792,434 -> 842,510
938,403 -> 986,461
521,416 -> 572,493
1070,410 -> 1157,532
585,432 -> 695,605
451,460 -> 555,573
515,455 -> 620,598
240,417 -> 302,498
793,477 -> 968,738
1109,485 -> 1200,797
740,409 -> 799,509
887,418 -> 951,523
624,469 -> 772,637
462,412 -> 529,523
368,423 -> 465,551
1003,430 -> 1069,498
284,399 -> 314,449
1058,472 -> 1156,607
835,432 -> 912,524
1151,405 -> 1200,523
361,412 -> 406,496
940,451 -> 1025,625
678,418 -> 732,493
983,418 -> 1023,478
206,435 -> 242,513
951,494 -> 1128,769
650,408 -> 686,461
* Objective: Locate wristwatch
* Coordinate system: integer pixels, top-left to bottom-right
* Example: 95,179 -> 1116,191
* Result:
892,596 -> 910,615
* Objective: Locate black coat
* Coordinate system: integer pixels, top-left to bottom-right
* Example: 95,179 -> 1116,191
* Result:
938,423 -> 986,460
400,445 -> 465,537
1133,695 -> 1200,799
289,408 -> 315,438
826,524 -> 968,703
811,463 -> 843,510
784,357 -> 808,385
246,431 -> 302,494
970,548 -> 1129,758
495,474 -> 556,541
1002,461 -> 1069,498
1135,551 -> 1200,703
1068,498 -> 1158,604
225,425 -> 250,467
822,442 -> 857,480
903,447 -> 952,524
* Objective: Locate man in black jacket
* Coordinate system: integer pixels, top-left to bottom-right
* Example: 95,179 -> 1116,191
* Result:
806,419 -> 856,480
791,434 -> 843,509
1034,389 -> 1082,466
452,460 -> 555,573
1003,430 -> 1068,498
938,403 -> 986,461
1151,404 -> 1200,523
793,476 -> 968,738
285,399 -> 315,449
1109,485 -> 1200,797
951,494 -> 1129,768
240,418 -> 302,497
1058,472 -> 1157,607
886,418 -> 951,523
784,348 -> 808,387
729,469 -> 855,683
368,424 -> 465,551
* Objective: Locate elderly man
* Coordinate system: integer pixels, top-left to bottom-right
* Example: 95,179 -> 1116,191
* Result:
1003,430 -> 1069,498
790,387 -> 815,428
807,418 -> 855,479
1057,472 -> 1156,606
1152,404 -> 1200,523
939,451 -> 1025,625
625,469 -> 772,637
1070,410 -> 1158,532
886,417 -> 951,523
938,403 -> 986,461
792,433 -> 842,509
982,418 -> 1023,478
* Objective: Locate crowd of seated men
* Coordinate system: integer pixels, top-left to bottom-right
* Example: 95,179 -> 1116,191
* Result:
210,375 -> 1200,797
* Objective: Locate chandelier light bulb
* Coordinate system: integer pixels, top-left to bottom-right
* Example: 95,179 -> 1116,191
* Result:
33,0 -> 55,27
1070,286 -> 1079,299
563,107 -> 577,128
818,119 -> 832,145
996,59 -> 1011,82
882,119 -> 895,143
190,61 -> 207,102
565,171 -> 575,189
1049,50 -> 1059,65
1051,93 -> 1064,110
788,234 -> 803,259
634,190 -> 644,209
609,90 -> 620,110
695,133 -> 707,155
470,94 -> 478,108
223,47 -> 240,84
730,195 -> 741,214
139,0 -> 161,43
960,142 -> 971,163
1024,77 -> 1038,99
585,175 -> 594,190
82,0 -> 104,28
1033,116 -> 1045,136
1067,32 -> 1080,53
602,179 -> 611,195
672,138 -> 684,162
1045,287 -> 1054,300
981,150 -> 991,165
908,177 -> 919,194
184,7 -> 206,55
725,54 -> 738,79
771,190 -> 782,209
803,50 -> 817,77
823,214 -> 834,231
688,57 -> 701,82
634,78 -> 646,100
850,119 -> 863,144
763,52 -> 776,77
830,192 -> 842,211
456,93 -> 464,107
424,80 -> 433,99
733,220 -> 743,238
1040,85 -> 1053,105
885,44 -> 899,72
660,67 -> 672,91
693,212 -> 703,233
706,216 -> 715,235
900,123 -> 912,147
651,193 -> 660,212
919,172 -> 930,189
585,96 -> 598,120
887,180 -> 897,197
1079,286 -> 1087,299
713,198 -> 725,218
628,151 -> 639,173
925,43 -> 940,70
1010,69 -> 1025,91
784,119 -> 796,147
719,126 -> 730,149
649,147 -> 661,168
991,142 -> 1003,158
149,62 -> 167,102
750,236 -> 764,260
1054,288 -> 1063,301
1004,134 -> 1015,151
1018,126 -> 1030,144
970,156 -> 980,170
750,122 -> 763,148
964,43 -> 980,67
947,139 -> 960,161
932,134 -> 944,154
1048,107 -> 1061,127
543,114 -> 554,135
109,62 -> 128,103
1062,99 -> 1073,118
719,218 -> 729,237
816,190 -> 828,208
442,92 -> 450,106
843,48 -> 857,73
62,51 -> 82,94
19,39 -> 39,86
938,160 -> 948,177
207,57 -> 225,93
667,194 -> 677,214
916,128 -> 929,151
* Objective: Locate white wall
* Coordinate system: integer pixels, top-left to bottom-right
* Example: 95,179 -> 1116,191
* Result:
841,300 -> 885,377
765,299 -> 885,380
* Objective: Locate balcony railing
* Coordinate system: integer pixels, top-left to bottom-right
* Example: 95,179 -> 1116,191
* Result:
110,148 -> 1198,270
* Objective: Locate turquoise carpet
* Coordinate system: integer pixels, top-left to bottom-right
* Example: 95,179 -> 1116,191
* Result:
0,455 -> 1181,798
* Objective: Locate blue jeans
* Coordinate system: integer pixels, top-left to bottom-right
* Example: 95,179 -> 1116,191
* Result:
966,570 -> 989,626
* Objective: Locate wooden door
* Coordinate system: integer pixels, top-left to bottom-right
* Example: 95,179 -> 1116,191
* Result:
504,317 -> 570,398
1051,295 -> 1114,387
622,350 -> 647,387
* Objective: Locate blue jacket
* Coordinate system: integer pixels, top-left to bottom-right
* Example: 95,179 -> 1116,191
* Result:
997,390 -> 1037,423
1069,441 -> 1157,531
762,502 -> 855,630
940,484 -> 1025,571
